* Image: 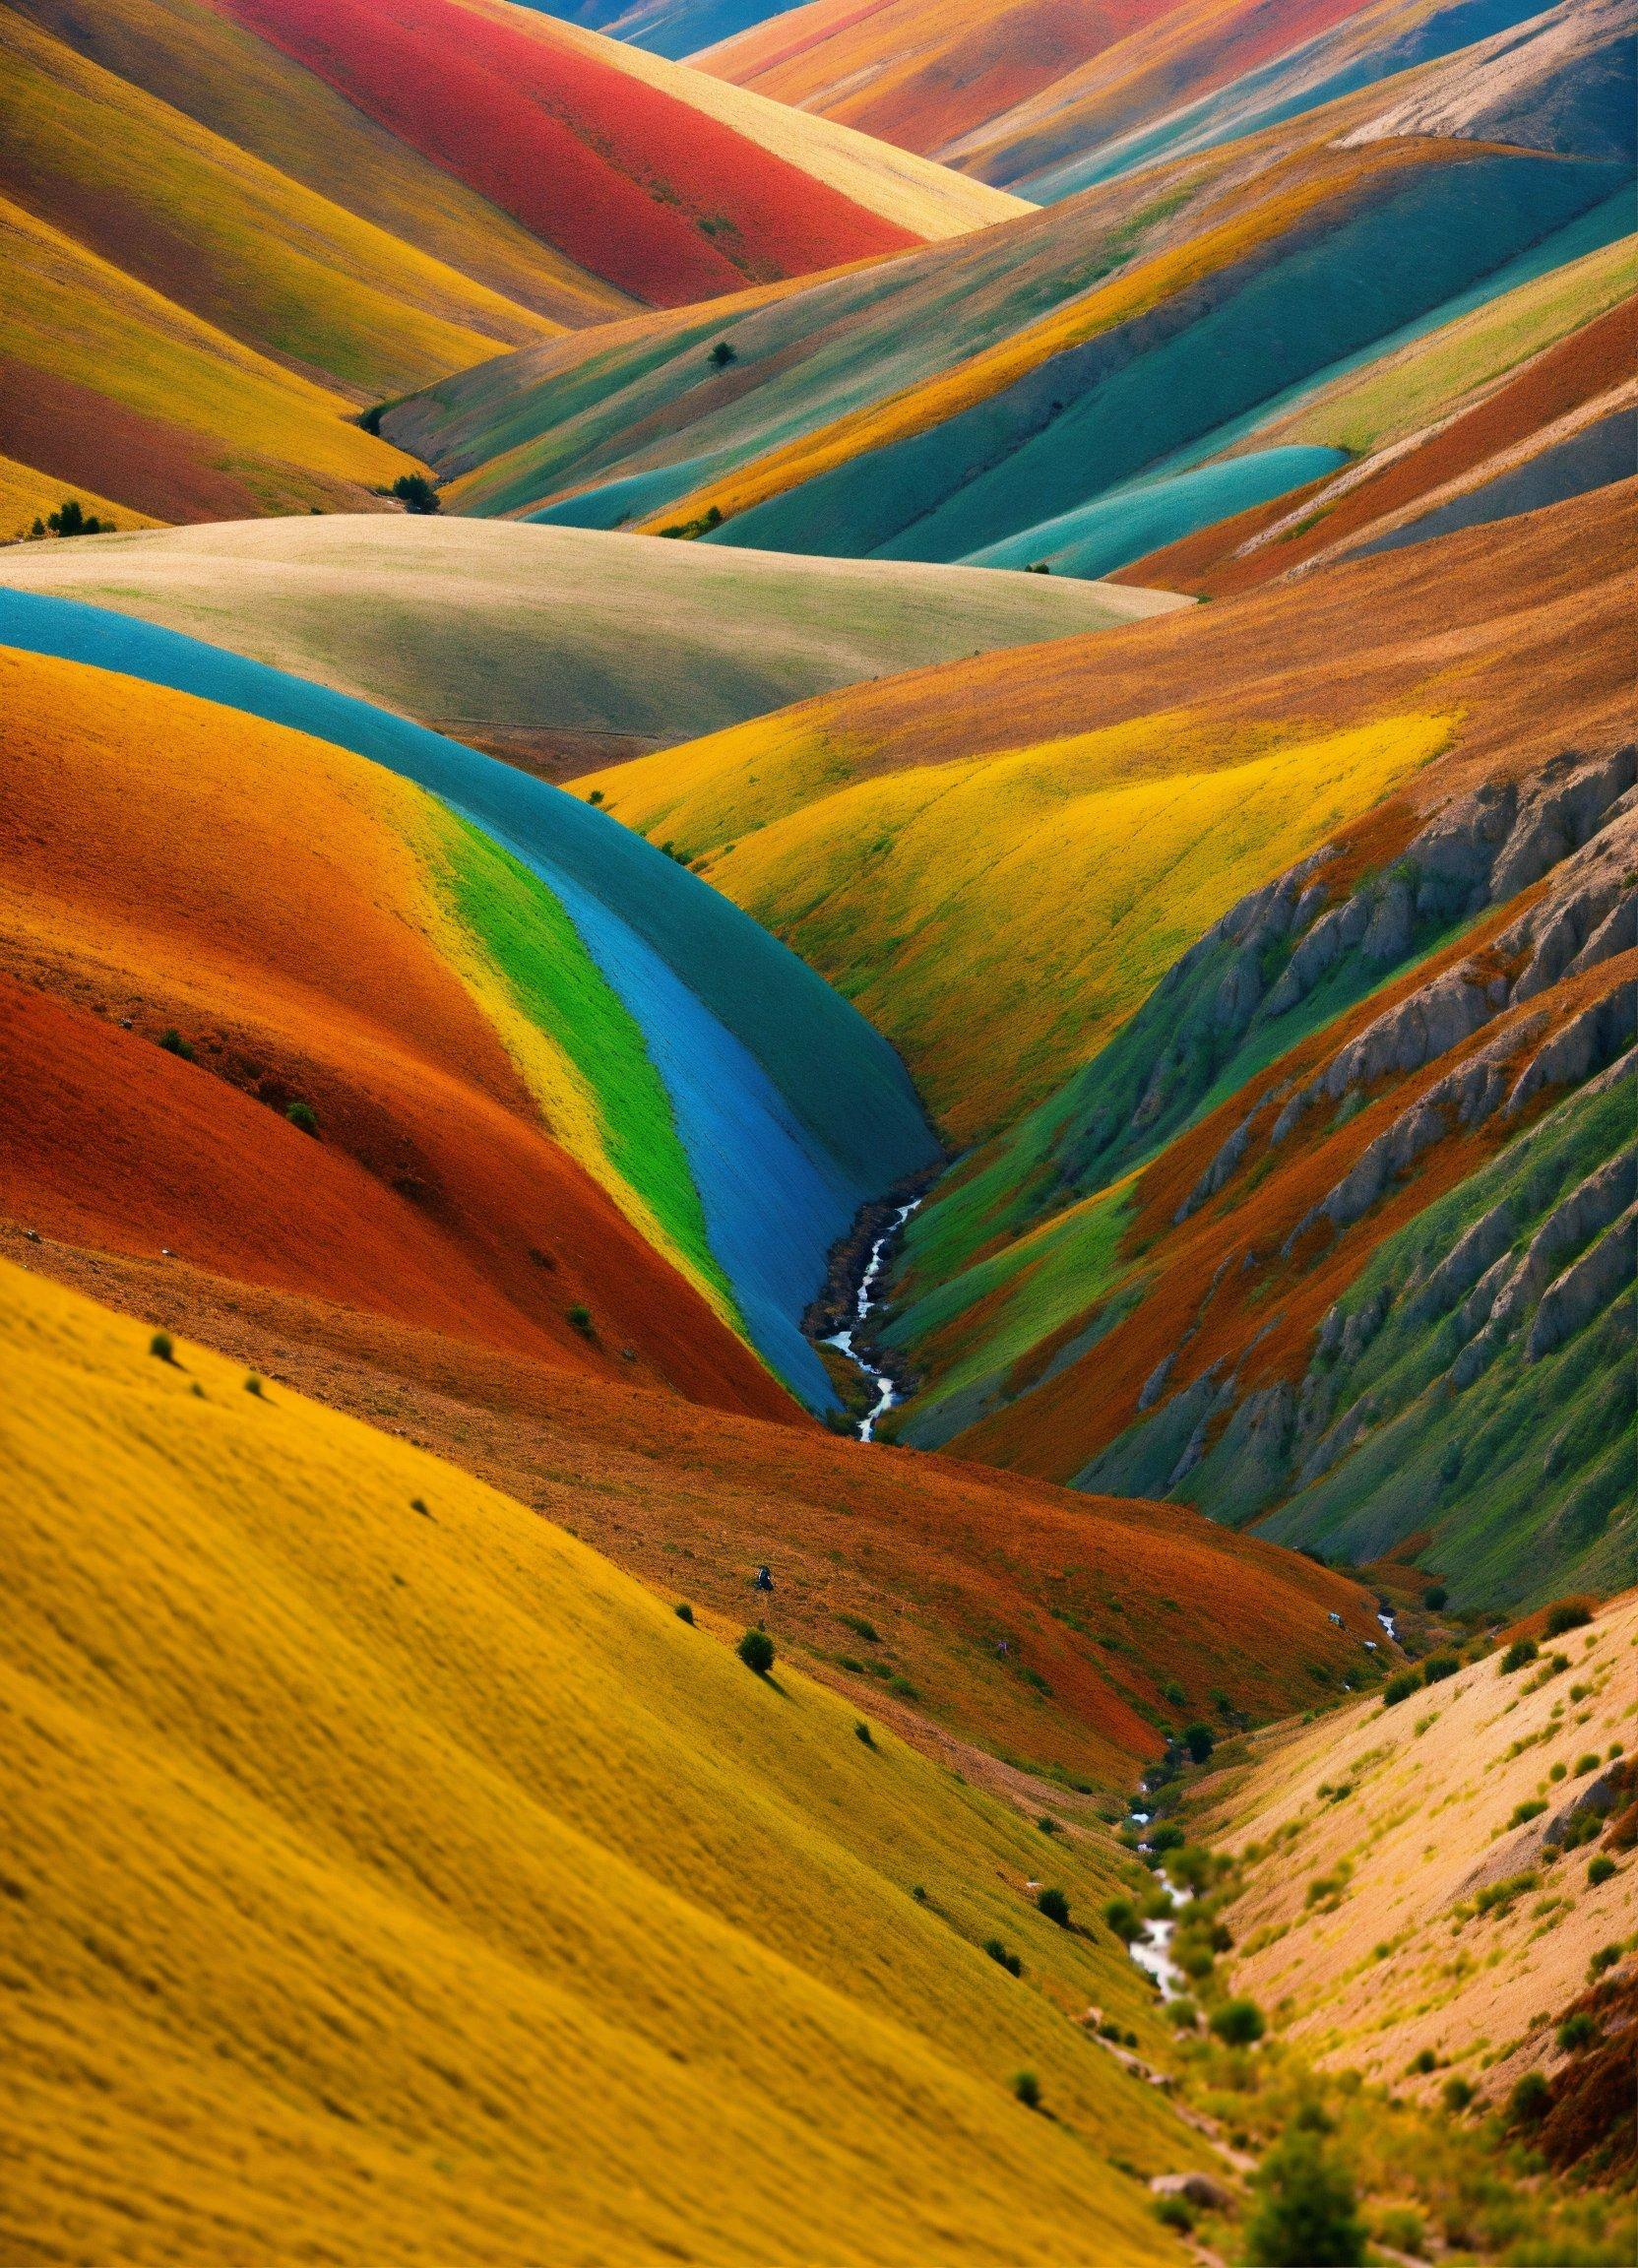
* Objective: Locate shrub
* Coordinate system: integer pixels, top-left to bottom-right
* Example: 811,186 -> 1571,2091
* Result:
391,472 -> 439,513
1182,1723 -> 1216,1764
707,340 -> 736,368
1588,1943 -> 1621,1978
1037,1886 -> 1070,1927
983,1937 -> 1022,1977
566,1305 -> 595,1337
1210,1997 -> 1265,2047
1501,1638 -> 1539,1672
1475,1871 -> 1538,1919
1037,1814 -> 1059,1835
1420,1652 -> 1459,1685
1508,1798 -> 1548,1829
1407,2048 -> 1437,2075
1383,1670 -> 1420,1705
1149,1823 -> 1185,1854
149,1330 -> 174,1362
158,1028 -> 195,1060
1375,2206 -> 1424,2255
673,1602 -> 694,1624
1161,1680 -> 1185,1707
837,1612 -> 879,1644
285,1101 -> 318,1135
244,1373 -> 264,1396
1102,1898 -> 1142,1943
1556,2012 -> 1599,2052
1587,1855 -> 1616,1886
1154,2195 -> 1194,2232
853,1722 -> 874,1747
1011,2070 -> 1040,2109
46,498 -> 108,537
1243,2128 -> 1365,2266
736,1628 -> 775,1676
1573,1752 -> 1601,1776
1442,2076 -> 1474,2113
1422,1585 -> 1448,1611
1507,2070 -> 1551,2127
1544,1602 -> 1592,1637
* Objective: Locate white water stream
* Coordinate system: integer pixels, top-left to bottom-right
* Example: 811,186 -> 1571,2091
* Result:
1123,1810 -> 1189,1998
823,1199 -> 921,1441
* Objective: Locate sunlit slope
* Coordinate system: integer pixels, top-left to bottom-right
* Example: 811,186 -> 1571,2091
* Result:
0,2 -> 560,398
1197,1592 -> 1638,2095
0,642 -> 802,1417
0,513 -> 1188,759
587,712 -> 1446,1139
0,592 -> 939,1401
706,0 -> 1184,160
0,452 -> 161,536
202,0 -> 941,303
0,189 -> 427,521
0,1256 -> 1201,2267
8,0 -> 633,326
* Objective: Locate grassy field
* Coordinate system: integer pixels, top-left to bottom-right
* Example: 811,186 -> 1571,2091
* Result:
0,1254 -> 1203,2266
0,513 -> 1188,749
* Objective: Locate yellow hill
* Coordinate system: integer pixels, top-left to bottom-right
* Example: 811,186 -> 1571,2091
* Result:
0,1253 -> 1199,2266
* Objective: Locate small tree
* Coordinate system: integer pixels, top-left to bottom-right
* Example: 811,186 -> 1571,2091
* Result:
1421,1584 -> 1448,1610
47,498 -> 107,537
1037,1885 -> 1070,1926
707,340 -> 736,369
737,1627 -> 775,1676
149,1330 -> 175,1362
673,1602 -> 694,1624
285,1101 -> 318,1135
391,472 -> 440,514
1500,1637 -> 1538,1673
1182,1722 -> 1216,1764
1011,2069 -> 1040,2109
1544,1601 -> 1592,1636
1507,2070 -> 1551,2127
1243,2128 -> 1365,2266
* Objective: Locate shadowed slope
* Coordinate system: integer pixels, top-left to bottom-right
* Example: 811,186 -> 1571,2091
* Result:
0,1254 -> 1204,2266
0,513 -> 1187,759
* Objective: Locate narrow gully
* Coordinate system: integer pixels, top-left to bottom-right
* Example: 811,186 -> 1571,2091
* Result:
823,1198 -> 922,1441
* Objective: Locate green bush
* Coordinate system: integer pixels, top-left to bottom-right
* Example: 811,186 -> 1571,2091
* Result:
391,472 -> 440,514
1587,1855 -> 1616,1886
566,1305 -> 595,1337
1102,1897 -> 1142,1943
1210,1997 -> 1265,2047
149,1330 -> 174,1362
45,499 -> 109,537
244,1373 -> 264,1396
1420,1652 -> 1459,1685
836,1612 -> 879,1644
673,1602 -> 694,1624
1556,2012 -> 1599,2052
1544,1602 -> 1592,1637
1149,1823 -> 1185,1854
1161,1680 -> 1185,1707
1154,2195 -> 1193,2232
1243,2128 -> 1365,2266
1588,1943 -> 1621,1977
1422,1585 -> 1448,1610
1182,1722 -> 1216,1764
1011,2070 -> 1040,2109
158,1028 -> 195,1061
983,1937 -> 1022,1977
1037,1886 -> 1070,1927
1037,1814 -> 1059,1835
1501,1638 -> 1539,1672
736,1628 -> 775,1676
1508,1798 -> 1548,1829
285,1101 -> 318,1135
1442,2076 -> 1474,2112
707,340 -> 736,368
1507,2070 -> 1551,2127
853,1722 -> 874,1747
1573,1752 -> 1601,1776
1383,1670 -> 1420,1705
1407,2048 -> 1437,2075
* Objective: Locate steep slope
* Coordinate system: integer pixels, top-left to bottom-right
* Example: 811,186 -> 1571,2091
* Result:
0,514 -> 1187,775
575,483 -> 1634,1140
0,187 -> 429,520
0,1253 -> 1206,2267
1195,1591 -> 1638,2101
0,1 -> 560,397
0,641 -> 800,1417
7,0 -> 635,326
199,0 -> 999,303
704,0 -> 1187,159
0,593 -> 939,1404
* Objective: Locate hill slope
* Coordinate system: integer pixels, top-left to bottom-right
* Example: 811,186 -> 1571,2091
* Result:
0,1252 -> 1205,2267
0,514 -> 1186,772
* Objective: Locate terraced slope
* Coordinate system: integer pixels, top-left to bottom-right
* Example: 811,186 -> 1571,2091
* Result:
0,514 -> 1187,773
0,592 -> 938,1404
200,0 -> 998,304
0,187 -> 428,520
0,1255 -> 1207,2267
1197,1591 -> 1638,2100
576,485 -> 1634,1139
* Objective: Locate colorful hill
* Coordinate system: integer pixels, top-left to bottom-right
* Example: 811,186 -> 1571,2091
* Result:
200,0 -> 1014,303
0,597 -> 939,1406
0,513 -> 1186,775
0,1253 -> 1212,2266
1196,1590 -> 1638,2103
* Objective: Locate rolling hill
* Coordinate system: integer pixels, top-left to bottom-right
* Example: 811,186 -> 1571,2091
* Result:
0,598 -> 939,1406
0,513 -> 1186,775
0,1253 -> 1208,2267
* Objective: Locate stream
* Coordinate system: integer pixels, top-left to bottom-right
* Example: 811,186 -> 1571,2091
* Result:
823,1199 -> 922,1441
1125,1810 -> 1187,1998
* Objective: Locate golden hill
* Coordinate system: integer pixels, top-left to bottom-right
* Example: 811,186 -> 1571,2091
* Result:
0,1253 -> 1206,2266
